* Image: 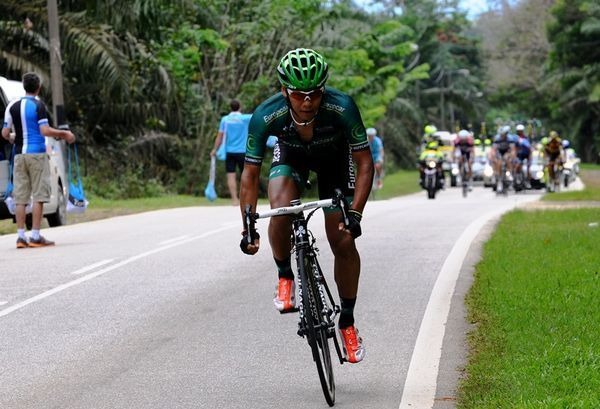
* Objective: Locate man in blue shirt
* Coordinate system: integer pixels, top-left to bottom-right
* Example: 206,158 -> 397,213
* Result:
210,99 -> 252,205
366,128 -> 384,189
1,72 -> 75,248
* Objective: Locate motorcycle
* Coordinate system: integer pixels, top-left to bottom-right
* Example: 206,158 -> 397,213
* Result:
423,159 -> 442,199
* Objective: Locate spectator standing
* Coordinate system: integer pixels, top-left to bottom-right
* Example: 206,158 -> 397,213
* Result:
366,128 -> 384,189
1,72 -> 75,248
210,99 -> 252,205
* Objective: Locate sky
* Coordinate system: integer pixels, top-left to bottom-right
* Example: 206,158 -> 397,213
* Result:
460,0 -> 490,19
356,0 -> 492,20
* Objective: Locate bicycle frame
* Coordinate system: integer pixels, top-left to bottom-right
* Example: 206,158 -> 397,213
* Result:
245,189 -> 349,406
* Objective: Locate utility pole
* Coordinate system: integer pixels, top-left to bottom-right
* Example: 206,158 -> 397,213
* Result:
46,0 -> 69,187
47,0 -> 66,127
440,75 -> 446,130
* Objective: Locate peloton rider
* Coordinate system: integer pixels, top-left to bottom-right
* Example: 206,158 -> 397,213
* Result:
238,48 -> 373,363
453,129 -> 474,190
515,124 -> 532,189
544,131 -> 565,186
491,125 -> 517,192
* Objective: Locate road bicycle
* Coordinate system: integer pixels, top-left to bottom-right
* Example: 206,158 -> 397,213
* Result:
244,189 -> 349,406
513,158 -> 527,192
495,155 -> 511,195
459,158 -> 470,198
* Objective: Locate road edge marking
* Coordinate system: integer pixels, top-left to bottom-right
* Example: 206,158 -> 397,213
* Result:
398,203 -> 523,408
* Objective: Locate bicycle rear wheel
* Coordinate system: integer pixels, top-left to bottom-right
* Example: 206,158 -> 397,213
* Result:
461,163 -> 468,197
298,249 -> 335,406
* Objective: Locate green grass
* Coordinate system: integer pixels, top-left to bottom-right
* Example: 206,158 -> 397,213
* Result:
0,194 -> 226,235
542,163 -> 600,202
0,169 -> 421,235
370,169 -> 420,199
459,208 -> 600,408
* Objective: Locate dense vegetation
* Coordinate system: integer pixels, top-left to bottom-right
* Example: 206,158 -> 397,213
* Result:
1,0 -> 598,198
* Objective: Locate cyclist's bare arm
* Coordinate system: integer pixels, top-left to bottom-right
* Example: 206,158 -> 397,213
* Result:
239,163 -> 261,252
352,149 -> 374,213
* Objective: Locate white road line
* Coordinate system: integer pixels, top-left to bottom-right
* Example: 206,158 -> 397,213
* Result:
398,199 -> 535,409
71,259 -> 115,275
0,301 -> 8,306
0,224 -> 236,319
159,235 -> 190,245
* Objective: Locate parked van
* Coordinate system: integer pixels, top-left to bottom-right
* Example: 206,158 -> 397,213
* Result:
0,76 -> 68,227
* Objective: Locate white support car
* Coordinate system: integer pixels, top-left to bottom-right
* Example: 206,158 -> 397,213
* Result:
0,76 -> 68,227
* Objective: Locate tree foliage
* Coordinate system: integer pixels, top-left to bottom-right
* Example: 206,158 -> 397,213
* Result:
546,0 -> 600,161
0,0 -> 492,198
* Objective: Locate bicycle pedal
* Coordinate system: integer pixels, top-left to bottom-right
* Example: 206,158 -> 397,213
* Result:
279,307 -> 299,314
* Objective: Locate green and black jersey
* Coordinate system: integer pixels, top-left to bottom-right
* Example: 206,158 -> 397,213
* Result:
245,87 -> 369,199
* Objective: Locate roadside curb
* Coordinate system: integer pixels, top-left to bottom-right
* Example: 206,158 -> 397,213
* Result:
432,218 -> 498,408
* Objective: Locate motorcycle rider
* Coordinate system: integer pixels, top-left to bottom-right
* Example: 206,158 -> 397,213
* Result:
515,124 -> 533,189
419,141 -> 445,190
423,124 -> 438,143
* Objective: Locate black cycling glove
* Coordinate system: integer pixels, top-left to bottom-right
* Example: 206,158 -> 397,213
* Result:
240,230 -> 260,255
345,210 -> 362,239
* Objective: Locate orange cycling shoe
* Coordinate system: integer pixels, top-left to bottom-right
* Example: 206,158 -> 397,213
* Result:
339,325 -> 365,363
273,277 -> 296,312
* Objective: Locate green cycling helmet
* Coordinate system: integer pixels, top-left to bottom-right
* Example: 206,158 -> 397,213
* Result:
277,48 -> 329,91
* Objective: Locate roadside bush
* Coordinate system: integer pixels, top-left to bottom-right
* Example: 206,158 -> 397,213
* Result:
83,166 -> 167,199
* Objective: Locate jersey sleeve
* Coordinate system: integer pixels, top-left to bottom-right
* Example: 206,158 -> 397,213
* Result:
341,96 -> 369,152
244,112 -> 270,166
36,101 -> 49,126
218,115 -> 227,133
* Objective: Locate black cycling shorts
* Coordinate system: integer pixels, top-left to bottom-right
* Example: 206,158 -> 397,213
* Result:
269,142 -> 356,200
459,149 -> 472,161
225,153 -> 245,173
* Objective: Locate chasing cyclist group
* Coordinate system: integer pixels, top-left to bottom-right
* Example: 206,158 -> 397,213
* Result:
418,123 -> 574,194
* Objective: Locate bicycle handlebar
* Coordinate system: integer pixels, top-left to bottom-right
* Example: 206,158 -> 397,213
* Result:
244,189 -> 350,243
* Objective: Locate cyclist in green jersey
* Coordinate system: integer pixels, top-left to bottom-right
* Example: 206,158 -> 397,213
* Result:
239,48 -> 373,363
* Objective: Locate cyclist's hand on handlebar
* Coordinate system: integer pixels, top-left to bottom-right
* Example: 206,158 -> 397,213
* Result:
240,230 -> 260,255
339,209 -> 362,239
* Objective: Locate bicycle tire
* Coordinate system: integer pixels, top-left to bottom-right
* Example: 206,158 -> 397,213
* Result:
461,162 -> 468,197
298,248 -> 335,406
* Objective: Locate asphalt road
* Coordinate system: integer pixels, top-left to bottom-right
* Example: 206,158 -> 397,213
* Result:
0,186 -> 541,409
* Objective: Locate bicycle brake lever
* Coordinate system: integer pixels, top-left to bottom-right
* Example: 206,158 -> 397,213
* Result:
244,205 -> 256,242
333,189 -> 350,227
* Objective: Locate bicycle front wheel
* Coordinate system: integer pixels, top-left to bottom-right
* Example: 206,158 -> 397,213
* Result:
298,248 -> 335,406
461,164 -> 468,197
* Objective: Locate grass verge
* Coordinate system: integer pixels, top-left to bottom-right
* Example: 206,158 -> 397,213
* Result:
0,195 -> 228,236
459,208 -> 600,408
542,163 -> 600,202
0,169 -> 420,235
370,169 -> 420,200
